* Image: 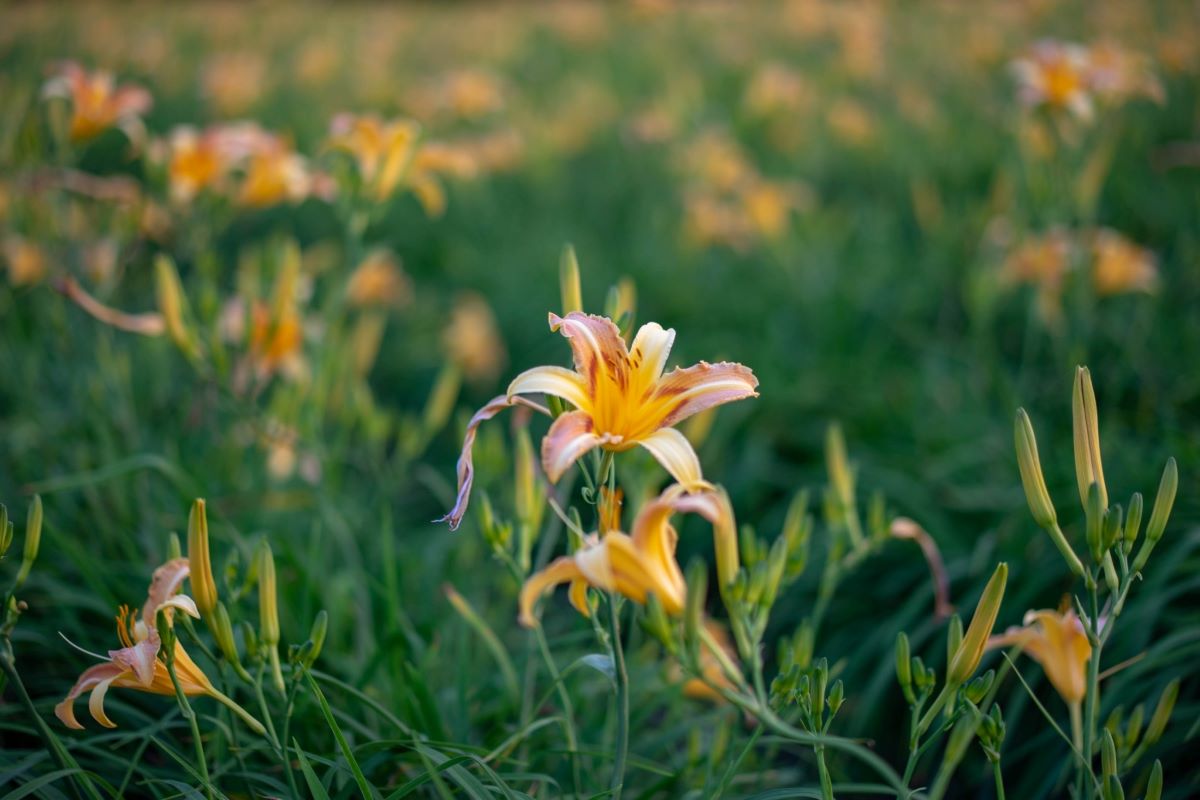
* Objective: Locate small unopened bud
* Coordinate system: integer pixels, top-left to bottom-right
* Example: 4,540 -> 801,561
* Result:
1125,704 -> 1144,749
1102,505 -> 1123,553
559,244 -> 583,315
1072,366 -> 1108,511
827,680 -> 844,716
1142,679 -> 1178,746
419,364 -> 462,446
946,614 -> 963,669
14,495 -> 43,590
1123,492 -> 1143,552
761,536 -> 788,607
240,621 -> 260,663
782,490 -> 811,580
965,669 -> 994,704
167,532 -> 182,560
825,424 -> 859,546
711,488 -> 740,594
514,426 -> 544,530
258,540 -> 285,693
745,562 -> 767,607
792,620 -> 814,669
1101,729 -> 1118,779
1015,408 -> 1057,528
896,632 -> 914,703
948,563 -> 1007,685
1133,458 -> 1178,572
1144,761 -> 1163,800
912,655 -> 935,694
943,715 -> 976,764
1103,553 -> 1119,594
155,255 -> 196,357
302,610 -> 328,668
212,603 -> 238,660
604,277 -> 637,338
0,505 -> 11,558
812,658 -> 828,720
187,499 -> 218,619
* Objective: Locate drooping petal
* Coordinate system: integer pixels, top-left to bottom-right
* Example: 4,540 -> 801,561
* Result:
55,662 -> 128,729
628,322 -> 676,387
636,427 -> 704,488
88,674 -> 121,729
156,594 -> 200,620
651,361 -> 759,428
508,365 -> 591,411
436,395 -> 551,530
568,579 -> 591,617
548,312 -> 629,394
518,556 -> 585,627
143,558 -> 191,630
541,410 -> 612,483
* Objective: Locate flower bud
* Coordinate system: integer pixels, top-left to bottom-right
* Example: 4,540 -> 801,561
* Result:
948,563 -> 1007,686
827,679 -> 844,716
167,532 -> 182,560
559,244 -> 583,315
711,488 -> 740,594
240,621 -> 260,663
946,614 -> 963,669
761,536 -> 788,608
155,255 -> 196,358
1142,679 -> 1178,747
1086,482 -> 1105,561
895,632 -> 914,703
1015,408 -> 1057,528
604,277 -> 636,338
1144,761 -> 1162,800
1072,366 -> 1108,511
1124,704 -> 1143,749
212,602 -> 239,662
1133,458 -> 1177,573
14,495 -> 43,590
1101,728 -> 1118,779
258,540 -> 285,693
812,658 -> 828,720
1103,553 -> 1119,594
514,425 -> 544,531
965,669 -> 994,705
1102,775 -> 1125,800
782,490 -> 812,580
911,655 -> 935,693
301,610 -> 328,668
1102,505 -> 1123,553
1122,492 -> 1142,553
418,364 -> 462,446
640,593 -> 675,653
0,504 -> 11,558
187,499 -> 218,619
825,424 -> 859,546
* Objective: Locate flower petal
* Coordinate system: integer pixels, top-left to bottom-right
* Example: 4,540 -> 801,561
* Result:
636,427 -> 704,488
548,312 -> 629,394
518,556 -> 584,627
436,395 -> 511,530
143,558 -> 191,630
628,322 -> 675,386
508,365 -> 590,411
110,635 -> 161,687
541,410 -> 610,483
88,674 -> 121,729
651,361 -> 759,427
55,662 -> 128,729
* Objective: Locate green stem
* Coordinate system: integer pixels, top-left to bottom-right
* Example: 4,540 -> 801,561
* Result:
917,683 -> 955,736
606,593 -> 630,800
993,760 -> 1006,800
279,675 -> 304,800
1080,579 -> 1101,798
166,647 -> 214,800
0,650 -> 105,800
816,744 -> 835,800
532,621 -> 583,798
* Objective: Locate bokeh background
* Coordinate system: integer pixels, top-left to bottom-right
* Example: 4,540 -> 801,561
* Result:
1,2 -> 1197,798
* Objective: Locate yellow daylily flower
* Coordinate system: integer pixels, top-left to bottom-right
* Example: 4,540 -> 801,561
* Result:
328,113 -> 420,201
439,311 -> 758,529
42,61 -> 152,143
987,608 -> 1092,707
56,559 -> 217,729
1090,228 -> 1158,296
517,485 -> 730,626
238,137 -> 311,208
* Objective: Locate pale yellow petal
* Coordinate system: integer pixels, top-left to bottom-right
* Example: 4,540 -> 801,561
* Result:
636,427 -> 703,488
541,410 -> 608,483
508,365 -> 591,411
628,322 -> 675,386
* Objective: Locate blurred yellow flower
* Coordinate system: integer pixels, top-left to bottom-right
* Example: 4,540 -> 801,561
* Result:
328,113 -> 420,201
202,51 -> 268,116
1090,228 -> 1158,296
1012,40 -> 1094,120
249,300 -> 305,379
743,63 -> 810,118
238,137 -> 310,208
440,311 -> 757,528
409,69 -> 506,121
346,250 -> 412,309
56,559 -> 216,729
163,123 -> 272,205
1087,42 -> 1164,106
1000,228 -> 1074,321
518,485 -> 730,625
2,236 -> 49,287
988,608 -> 1091,707
42,61 -> 151,142
443,292 -> 508,385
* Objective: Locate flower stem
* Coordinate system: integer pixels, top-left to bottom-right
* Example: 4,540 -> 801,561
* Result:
209,687 -> 267,737
166,650 -> 214,800
531,622 -> 583,798
815,744 -> 835,800
993,759 -> 1006,800
606,593 -> 630,800
1080,578 -> 1102,798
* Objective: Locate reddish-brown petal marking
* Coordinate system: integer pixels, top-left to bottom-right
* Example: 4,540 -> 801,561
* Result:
548,312 -> 630,394
653,361 -> 759,427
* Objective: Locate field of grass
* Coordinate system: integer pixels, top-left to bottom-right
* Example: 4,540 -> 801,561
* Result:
1,2 -> 1198,799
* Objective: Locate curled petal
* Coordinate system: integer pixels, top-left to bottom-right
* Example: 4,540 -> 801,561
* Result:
652,361 -> 759,427
508,365 -> 591,411
55,662 -> 128,729
628,322 -> 676,386
437,395 -> 550,530
109,636 -> 160,687
156,594 -> 200,621
87,674 -> 121,729
568,579 -> 591,617
143,558 -> 191,630
541,410 -> 615,483
548,312 -> 629,394
636,427 -> 704,488
519,556 -> 584,627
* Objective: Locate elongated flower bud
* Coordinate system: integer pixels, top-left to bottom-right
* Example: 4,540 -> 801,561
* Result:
514,426 -> 543,531
1142,679 -> 1178,746
946,614 -> 963,669
14,495 -> 43,590
1145,761 -> 1163,800
1072,366 -> 1107,511
1123,492 -> 1143,550
1015,408 -> 1057,528
1102,775 -> 1125,800
187,499 -> 218,619
155,255 -> 193,356
684,559 -> 707,664
712,488 -> 740,593
1101,729 -> 1118,779
895,632 -> 914,702
419,364 -> 461,443
605,277 -> 636,337
258,540 -> 285,693
1086,482 -> 1105,561
301,610 -> 328,668
948,563 -> 1007,685
1133,458 -> 1177,573
1102,505 -> 1123,553
1125,704 -> 1144,748
0,504 -> 11,558
559,244 -> 583,315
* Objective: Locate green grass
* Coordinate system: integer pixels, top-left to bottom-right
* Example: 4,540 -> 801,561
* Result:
1,2 -> 1198,798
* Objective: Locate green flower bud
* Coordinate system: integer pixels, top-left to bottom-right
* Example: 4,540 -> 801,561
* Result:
240,621 -> 259,663
1123,492 -> 1142,551
302,610 -> 328,669
896,632 -> 915,704
965,669 -> 994,705
1072,366 -> 1108,511
1142,679 -> 1178,746
640,593 -> 675,653
188,499 -> 219,619
1102,505 -> 1123,553
14,495 -> 43,590
1103,553 -> 1119,594
1125,704 -> 1143,750
1144,761 -> 1162,800
258,540 -> 285,693
1101,729 -> 1118,779
1015,408 -> 1058,528
1086,482 -> 1105,561
167,532 -> 181,561
946,614 -> 963,670
812,658 -> 828,720
827,680 -> 844,716
1133,458 -> 1178,573
1102,775 -> 1124,800
559,244 -> 583,315
761,536 -> 788,608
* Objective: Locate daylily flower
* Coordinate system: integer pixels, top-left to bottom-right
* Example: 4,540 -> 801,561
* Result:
237,136 -> 311,208
346,250 -> 412,309
56,559 -> 216,729
442,292 -> 508,384
1090,228 -> 1158,296
517,485 -> 730,625
328,113 -> 420,201
1012,40 -> 1094,120
162,122 -> 270,204
439,311 -> 758,529
987,608 -> 1092,707
42,62 -> 152,143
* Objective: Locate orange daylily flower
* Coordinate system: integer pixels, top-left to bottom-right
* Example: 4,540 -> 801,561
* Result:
56,559 -> 216,729
1090,228 -> 1158,296
987,608 -> 1092,707
238,136 -> 311,208
164,122 -> 272,204
439,311 -> 758,529
42,62 -> 152,143
518,485 -> 731,626
328,113 -> 420,201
